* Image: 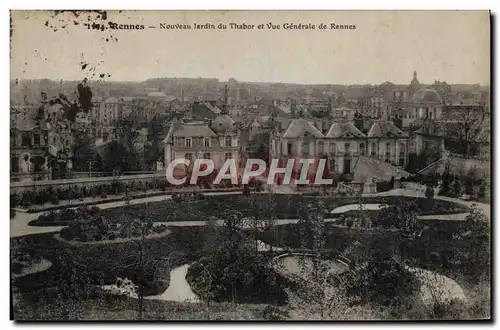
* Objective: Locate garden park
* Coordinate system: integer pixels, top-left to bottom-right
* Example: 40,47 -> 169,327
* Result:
10,190 -> 490,320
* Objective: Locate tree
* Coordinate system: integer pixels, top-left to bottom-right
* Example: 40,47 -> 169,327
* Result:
114,115 -> 140,152
187,208 -> 287,307
295,199 -> 330,317
143,114 -> 167,168
297,199 -> 326,253
101,141 -> 140,173
262,190 -> 278,251
77,79 -> 93,113
376,200 -> 422,239
71,129 -> 102,172
439,170 -> 451,195
451,178 -> 463,196
445,104 -> 486,157
454,204 -> 490,275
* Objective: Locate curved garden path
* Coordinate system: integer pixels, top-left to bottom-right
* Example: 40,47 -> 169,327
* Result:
145,264 -> 199,302
10,188 -> 488,238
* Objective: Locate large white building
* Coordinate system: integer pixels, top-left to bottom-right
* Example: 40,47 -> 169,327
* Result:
163,114 -> 242,170
271,118 -> 410,176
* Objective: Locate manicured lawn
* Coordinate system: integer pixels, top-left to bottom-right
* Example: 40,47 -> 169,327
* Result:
11,226 -> 208,297
258,219 -> 489,284
29,194 -> 469,227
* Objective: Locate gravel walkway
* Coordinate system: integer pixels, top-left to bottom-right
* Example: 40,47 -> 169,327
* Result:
146,264 -> 199,302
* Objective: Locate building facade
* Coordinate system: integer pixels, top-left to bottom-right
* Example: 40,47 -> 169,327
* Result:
163,114 -> 242,171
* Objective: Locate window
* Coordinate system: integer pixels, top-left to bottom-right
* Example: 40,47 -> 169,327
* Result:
386,143 -> 391,156
360,143 -> 365,155
301,141 -> 309,155
399,157 -> 405,167
330,143 -> 337,155
225,136 -> 232,147
32,156 -> 45,173
185,153 -> 193,162
318,140 -> 324,153
11,157 -> 19,173
329,158 -> 336,172
185,138 -> 192,148
203,153 -> 211,160
371,142 -> 377,156
21,132 -> 31,147
344,142 -> 350,155
343,159 -> 351,174
287,143 -> 293,155
33,133 -> 41,146
204,137 -> 211,147
224,153 -> 232,161
399,143 -> 405,155
10,132 -> 17,147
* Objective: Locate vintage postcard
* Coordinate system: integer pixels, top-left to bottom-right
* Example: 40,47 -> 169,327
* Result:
9,10 -> 491,321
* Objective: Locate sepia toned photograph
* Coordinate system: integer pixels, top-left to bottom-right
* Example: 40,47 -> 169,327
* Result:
9,10 -> 491,321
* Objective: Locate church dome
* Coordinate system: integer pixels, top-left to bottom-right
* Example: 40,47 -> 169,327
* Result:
211,114 -> 234,133
258,115 -> 270,125
412,88 -> 442,103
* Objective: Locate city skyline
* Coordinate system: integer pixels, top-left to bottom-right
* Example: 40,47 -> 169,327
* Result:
10,10 -> 490,85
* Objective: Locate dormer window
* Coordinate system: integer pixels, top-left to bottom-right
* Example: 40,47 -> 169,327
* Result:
225,136 -> 232,147
185,138 -> 192,148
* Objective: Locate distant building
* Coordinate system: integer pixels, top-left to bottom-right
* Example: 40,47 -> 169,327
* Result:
163,114 -> 242,170
271,116 -> 409,178
10,94 -> 75,182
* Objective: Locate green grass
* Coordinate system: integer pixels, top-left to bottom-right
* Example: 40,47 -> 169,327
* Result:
13,293 -> 267,321
29,194 -> 469,227
11,226 -> 207,296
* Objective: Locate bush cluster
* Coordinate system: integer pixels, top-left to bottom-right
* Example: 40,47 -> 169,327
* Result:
9,177 -> 174,207
59,210 -> 167,243
187,246 -> 292,305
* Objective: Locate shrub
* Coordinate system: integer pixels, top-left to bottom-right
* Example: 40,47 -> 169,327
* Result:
262,305 -> 288,320
346,217 -> 355,228
187,249 -> 291,305
60,227 -> 74,241
10,193 -> 20,208
343,256 -> 420,310
11,261 -> 23,274
376,180 -> 393,192
81,186 -> 89,198
50,195 -> 60,205
451,180 -> 462,196
100,192 -> 108,199
425,185 -> 434,199
20,199 -> 32,208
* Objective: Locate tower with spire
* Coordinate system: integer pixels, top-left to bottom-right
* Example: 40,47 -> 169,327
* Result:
222,84 -> 229,114
411,70 -> 420,85
409,70 -> 421,97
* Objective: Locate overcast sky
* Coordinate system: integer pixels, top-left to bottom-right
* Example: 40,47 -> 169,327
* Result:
10,10 -> 490,85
